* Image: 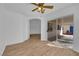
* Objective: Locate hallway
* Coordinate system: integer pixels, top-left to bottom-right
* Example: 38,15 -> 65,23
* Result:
3,35 -> 79,56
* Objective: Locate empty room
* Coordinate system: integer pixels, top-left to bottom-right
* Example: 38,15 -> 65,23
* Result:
0,3 -> 79,56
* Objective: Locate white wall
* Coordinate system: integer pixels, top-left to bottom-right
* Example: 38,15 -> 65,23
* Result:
41,18 -> 48,41
30,19 -> 41,34
3,11 -> 29,45
73,5 -> 79,52
0,5 -> 30,55
0,4 -> 6,56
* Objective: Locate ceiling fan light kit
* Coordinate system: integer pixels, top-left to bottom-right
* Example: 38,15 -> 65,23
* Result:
31,3 -> 54,13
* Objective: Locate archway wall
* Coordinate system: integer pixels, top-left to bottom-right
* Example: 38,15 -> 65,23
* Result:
29,19 -> 41,34
27,17 -> 48,41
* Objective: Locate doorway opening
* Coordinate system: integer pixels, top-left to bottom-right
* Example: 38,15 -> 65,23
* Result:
47,15 -> 74,48
29,19 -> 41,40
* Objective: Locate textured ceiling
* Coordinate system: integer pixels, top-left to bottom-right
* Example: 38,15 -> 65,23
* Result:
3,3 -> 73,17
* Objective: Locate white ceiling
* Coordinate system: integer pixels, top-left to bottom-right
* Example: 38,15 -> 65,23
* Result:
3,3 -> 73,17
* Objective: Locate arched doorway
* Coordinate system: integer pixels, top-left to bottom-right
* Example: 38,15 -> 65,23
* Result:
26,17 -> 47,41
29,19 -> 41,40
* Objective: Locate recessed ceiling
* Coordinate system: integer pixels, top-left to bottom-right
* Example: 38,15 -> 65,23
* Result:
3,3 -> 73,16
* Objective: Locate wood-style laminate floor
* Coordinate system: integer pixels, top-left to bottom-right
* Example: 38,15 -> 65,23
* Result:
3,35 -> 79,56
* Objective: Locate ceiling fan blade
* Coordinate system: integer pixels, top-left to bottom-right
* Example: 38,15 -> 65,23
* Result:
43,6 -> 54,9
31,3 -> 38,6
32,8 -> 38,11
39,3 -> 44,6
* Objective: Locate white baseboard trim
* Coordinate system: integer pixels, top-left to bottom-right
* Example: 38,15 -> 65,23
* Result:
1,38 -> 29,56
41,39 -> 48,41
0,45 -> 6,56
72,48 -> 79,53
6,39 -> 28,46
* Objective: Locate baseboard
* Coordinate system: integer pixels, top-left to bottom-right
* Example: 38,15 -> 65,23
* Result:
72,48 -> 79,53
6,39 -> 28,46
0,45 -> 6,56
41,39 -> 48,41
30,34 -> 41,36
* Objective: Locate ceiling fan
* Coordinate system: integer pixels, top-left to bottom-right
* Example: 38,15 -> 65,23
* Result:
31,3 -> 54,13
